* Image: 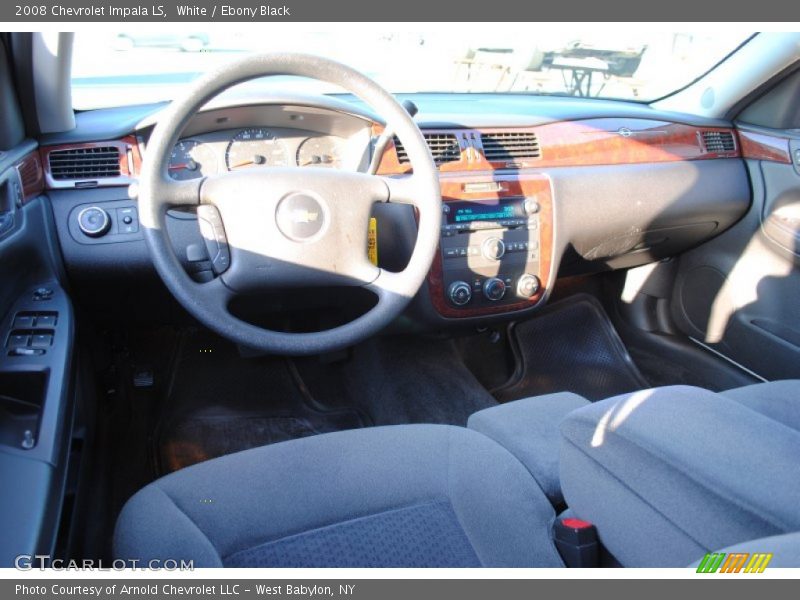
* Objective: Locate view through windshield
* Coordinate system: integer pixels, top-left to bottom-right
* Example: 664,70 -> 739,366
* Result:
70,29 -> 754,110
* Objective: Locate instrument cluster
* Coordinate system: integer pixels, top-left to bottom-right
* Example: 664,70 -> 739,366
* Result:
167,126 -> 346,180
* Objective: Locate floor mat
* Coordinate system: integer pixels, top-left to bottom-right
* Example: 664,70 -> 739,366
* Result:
158,330 -> 365,473
294,335 -> 498,427
494,294 -> 649,402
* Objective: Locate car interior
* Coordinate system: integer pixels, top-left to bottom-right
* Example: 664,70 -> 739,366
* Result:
0,31 -> 799,569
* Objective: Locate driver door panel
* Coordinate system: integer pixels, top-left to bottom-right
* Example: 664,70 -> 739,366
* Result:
0,149 -> 77,566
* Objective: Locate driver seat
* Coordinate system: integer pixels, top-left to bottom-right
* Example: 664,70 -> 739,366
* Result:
113,425 -> 565,567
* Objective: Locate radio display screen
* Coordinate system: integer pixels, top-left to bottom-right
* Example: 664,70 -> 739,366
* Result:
447,199 -> 522,224
453,205 -> 514,222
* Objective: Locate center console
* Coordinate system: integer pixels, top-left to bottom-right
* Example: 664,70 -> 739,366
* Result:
428,173 -> 554,317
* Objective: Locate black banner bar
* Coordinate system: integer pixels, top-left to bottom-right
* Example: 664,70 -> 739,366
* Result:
1,0 -> 796,22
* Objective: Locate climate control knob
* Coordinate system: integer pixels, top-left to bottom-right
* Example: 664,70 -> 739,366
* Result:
481,237 -> 506,260
483,277 -> 507,301
447,281 -> 473,307
77,206 -> 111,237
517,274 -> 541,298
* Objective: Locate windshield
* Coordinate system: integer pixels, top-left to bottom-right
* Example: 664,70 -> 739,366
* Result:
70,29 -> 754,110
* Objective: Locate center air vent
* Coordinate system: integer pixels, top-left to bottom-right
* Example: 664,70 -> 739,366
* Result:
394,133 -> 461,166
49,146 -> 122,180
480,131 -> 541,162
701,131 -> 736,154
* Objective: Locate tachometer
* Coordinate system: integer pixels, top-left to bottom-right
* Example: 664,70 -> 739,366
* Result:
296,136 -> 342,168
225,128 -> 288,170
168,140 -> 216,180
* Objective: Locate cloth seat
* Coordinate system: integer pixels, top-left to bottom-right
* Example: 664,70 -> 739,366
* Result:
468,392 -> 590,506
114,424 -> 564,568
720,380 -> 800,432
559,384 -> 800,567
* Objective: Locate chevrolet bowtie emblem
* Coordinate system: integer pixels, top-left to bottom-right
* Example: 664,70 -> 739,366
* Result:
292,209 -> 320,223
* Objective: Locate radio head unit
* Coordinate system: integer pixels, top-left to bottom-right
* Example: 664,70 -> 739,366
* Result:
429,174 -> 553,318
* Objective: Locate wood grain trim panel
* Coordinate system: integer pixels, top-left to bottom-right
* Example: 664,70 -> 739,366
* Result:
40,135 -> 142,188
376,119 -> 740,175
738,129 -> 792,164
427,173 -> 554,318
14,151 -> 44,203
530,120 -> 738,167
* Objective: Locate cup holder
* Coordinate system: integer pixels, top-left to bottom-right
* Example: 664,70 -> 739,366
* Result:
0,371 -> 47,450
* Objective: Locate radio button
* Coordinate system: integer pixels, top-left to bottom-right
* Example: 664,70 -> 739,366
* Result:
481,237 -> 506,260
448,281 -> 473,306
524,198 -> 541,215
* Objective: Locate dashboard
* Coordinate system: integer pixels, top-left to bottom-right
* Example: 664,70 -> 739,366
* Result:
23,93 -> 763,327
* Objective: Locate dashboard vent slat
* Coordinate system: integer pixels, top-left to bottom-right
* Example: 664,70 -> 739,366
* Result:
393,133 -> 461,166
480,131 -> 541,162
48,146 -> 122,180
701,131 -> 736,154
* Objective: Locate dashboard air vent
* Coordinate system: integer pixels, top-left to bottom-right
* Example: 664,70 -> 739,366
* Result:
394,133 -> 461,166
701,131 -> 736,154
49,146 -> 121,180
480,131 -> 541,162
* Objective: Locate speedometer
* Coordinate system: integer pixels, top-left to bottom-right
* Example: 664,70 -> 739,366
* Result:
225,128 -> 288,170
297,136 -> 342,168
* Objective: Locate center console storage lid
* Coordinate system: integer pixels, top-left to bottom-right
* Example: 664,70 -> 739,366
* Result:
560,385 -> 800,567
468,392 -> 589,505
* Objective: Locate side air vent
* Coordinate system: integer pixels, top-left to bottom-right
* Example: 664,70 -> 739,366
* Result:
394,133 -> 461,166
48,146 -> 121,180
480,131 -> 541,162
701,131 -> 736,154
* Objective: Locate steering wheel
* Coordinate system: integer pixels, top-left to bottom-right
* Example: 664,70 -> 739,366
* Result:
138,54 -> 441,355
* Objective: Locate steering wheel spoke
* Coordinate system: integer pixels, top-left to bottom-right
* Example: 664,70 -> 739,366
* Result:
379,174 -> 421,206
365,269 -> 408,298
158,176 -> 202,207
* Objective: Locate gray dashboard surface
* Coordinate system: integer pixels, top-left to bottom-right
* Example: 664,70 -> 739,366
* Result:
39,93 -> 734,145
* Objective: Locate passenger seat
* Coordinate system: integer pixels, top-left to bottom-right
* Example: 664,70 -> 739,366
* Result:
469,380 -> 800,567
719,380 -> 800,432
